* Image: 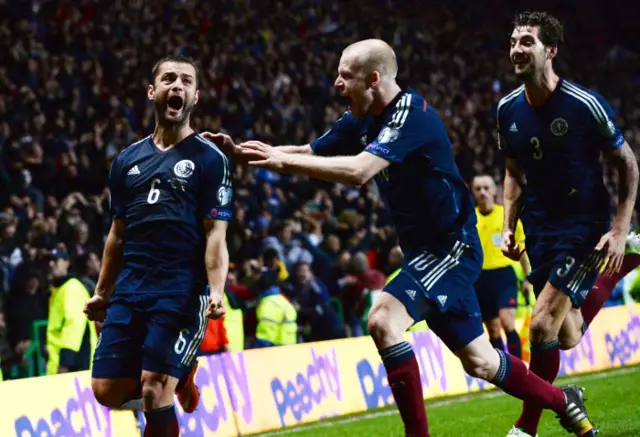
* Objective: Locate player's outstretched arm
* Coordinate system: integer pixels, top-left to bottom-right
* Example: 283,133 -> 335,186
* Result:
200,132 -> 312,164
241,141 -> 389,186
94,219 -> 125,299
502,158 -> 526,261
204,219 -> 229,319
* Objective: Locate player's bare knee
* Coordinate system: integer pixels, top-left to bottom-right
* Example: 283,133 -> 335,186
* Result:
140,372 -> 170,404
529,313 -> 555,343
460,353 -> 492,380
92,380 -> 123,409
367,305 -> 390,345
559,326 -> 583,350
368,303 -> 404,348
559,334 -> 581,350
141,379 -> 164,405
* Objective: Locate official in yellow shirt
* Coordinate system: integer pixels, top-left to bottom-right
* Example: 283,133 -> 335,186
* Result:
472,175 -> 531,359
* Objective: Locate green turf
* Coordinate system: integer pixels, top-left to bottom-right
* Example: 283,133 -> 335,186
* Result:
256,366 -> 640,436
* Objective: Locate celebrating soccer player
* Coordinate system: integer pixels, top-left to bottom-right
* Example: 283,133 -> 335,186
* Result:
498,12 -> 639,437
207,38 -> 599,437
84,55 -> 233,437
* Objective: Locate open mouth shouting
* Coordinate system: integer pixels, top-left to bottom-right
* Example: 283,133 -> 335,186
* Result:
166,95 -> 184,116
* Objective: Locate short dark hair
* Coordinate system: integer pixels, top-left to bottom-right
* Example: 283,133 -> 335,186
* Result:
513,11 -> 564,48
151,54 -> 200,87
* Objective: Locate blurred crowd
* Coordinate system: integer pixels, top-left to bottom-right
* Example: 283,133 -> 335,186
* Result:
1,0 -> 639,378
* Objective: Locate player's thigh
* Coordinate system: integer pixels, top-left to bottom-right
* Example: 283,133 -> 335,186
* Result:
395,240 -> 485,353
530,281 -> 574,342
529,233 -> 604,306
143,294 -> 209,381
92,296 -> 144,381
367,285 -> 415,348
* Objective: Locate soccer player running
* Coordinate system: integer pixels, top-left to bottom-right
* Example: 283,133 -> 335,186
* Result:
498,12 -> 639,437
472,175 -> 531,359
207,39 -> 598,437
83,55 -> 233,437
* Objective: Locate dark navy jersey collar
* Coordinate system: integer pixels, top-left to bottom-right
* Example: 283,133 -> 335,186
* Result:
148,132 -> 198,153
377,88 -> 409,121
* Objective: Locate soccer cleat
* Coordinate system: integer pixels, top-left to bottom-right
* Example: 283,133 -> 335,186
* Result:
625,231 -> 640,255
557,385 -> 598,436
176,361 -> 200,414
506,426 -> 538,437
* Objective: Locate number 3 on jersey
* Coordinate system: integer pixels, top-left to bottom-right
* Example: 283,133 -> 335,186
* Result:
147,178 -> 161,204
531,136 -> 543,160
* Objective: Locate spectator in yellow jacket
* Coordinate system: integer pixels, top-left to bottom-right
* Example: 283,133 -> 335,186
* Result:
46,249 -> 97,375
253,266 -> 297,348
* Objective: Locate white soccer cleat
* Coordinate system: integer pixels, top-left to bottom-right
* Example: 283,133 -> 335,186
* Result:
625,231 -> 640,255
506,427 -> 538,437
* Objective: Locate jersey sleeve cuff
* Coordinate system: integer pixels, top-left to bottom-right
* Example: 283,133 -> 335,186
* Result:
364,144 -> 401,163
612,134 -> 625,149
206,208 -> 233,221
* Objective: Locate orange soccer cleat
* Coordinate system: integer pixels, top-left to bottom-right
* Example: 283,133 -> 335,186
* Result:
176,361 -> 200,413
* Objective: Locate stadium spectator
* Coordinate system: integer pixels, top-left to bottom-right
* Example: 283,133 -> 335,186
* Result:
5,267 -> 47,368
45,249 -> 97,375
253,266 -> 298,348
283,261 -> 345,342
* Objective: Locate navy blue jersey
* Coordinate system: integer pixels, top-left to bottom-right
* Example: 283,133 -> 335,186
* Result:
109,133 -> 233,295
311,89 -> 476,255
498,79 -> 625,236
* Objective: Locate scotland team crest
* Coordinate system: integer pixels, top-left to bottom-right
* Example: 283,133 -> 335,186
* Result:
174,159 -> 195,178
550,118 -> 569,136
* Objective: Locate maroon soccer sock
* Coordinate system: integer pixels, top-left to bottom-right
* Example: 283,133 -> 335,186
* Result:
144,404 -> 180,437
492,349 -> 566,415
514,338 -> 561,435
582,253 -> 640,327
505,330 -> 522,359
380,342 -> 430,437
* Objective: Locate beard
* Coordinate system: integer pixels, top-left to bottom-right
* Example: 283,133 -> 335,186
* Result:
155,97 -> 194,126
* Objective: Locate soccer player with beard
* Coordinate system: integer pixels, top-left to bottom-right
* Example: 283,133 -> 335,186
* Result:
497,12 -> 639,437
83,55 -> 233,437
206,39 -> 600,437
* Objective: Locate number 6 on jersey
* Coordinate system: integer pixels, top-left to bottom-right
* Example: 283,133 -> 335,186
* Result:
147,178 -> 161,204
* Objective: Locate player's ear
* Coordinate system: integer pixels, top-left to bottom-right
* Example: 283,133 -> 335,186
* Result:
147,84 -> 155,101
194,90 -> 200,106
547,45 -> 558,60
370,71 -> 381,89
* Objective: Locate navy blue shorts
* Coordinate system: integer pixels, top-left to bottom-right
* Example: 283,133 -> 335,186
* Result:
475,266 -> 519,322
385,236 -> 484,352
527,232 -> 605,307
92,292 -> 208,380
